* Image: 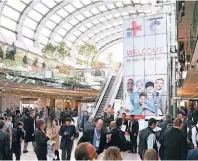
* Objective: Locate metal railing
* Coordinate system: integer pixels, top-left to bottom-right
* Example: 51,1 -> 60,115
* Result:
91,68 -> 113,118
109,67 -> 123,106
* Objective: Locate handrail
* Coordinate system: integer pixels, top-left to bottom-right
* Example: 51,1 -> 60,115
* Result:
109,67 -> 123,106
91,68 -> 113,118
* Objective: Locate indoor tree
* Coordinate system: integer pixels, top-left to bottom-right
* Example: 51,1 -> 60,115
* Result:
77,43 -> 100,68
43,42 -> 71,60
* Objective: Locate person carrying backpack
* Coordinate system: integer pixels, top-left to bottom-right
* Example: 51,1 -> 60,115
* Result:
191,121 -> 198,149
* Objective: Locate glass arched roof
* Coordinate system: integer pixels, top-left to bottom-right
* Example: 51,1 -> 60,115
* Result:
0,0 -> 169,52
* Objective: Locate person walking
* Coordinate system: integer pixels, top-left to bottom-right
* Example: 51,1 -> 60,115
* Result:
51,118 -> 60,160
59,118 -> 77,160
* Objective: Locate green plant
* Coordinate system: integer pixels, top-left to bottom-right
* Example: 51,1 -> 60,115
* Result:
77,43 -> 99,68
43,42 -> 70,60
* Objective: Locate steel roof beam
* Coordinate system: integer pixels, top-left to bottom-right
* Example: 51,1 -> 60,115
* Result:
99,38 -> 123,53
0,1 -> 7,28
62,4 -> 151,43
16,1 -> 39,42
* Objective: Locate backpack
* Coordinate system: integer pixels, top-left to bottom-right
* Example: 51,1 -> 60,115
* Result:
12,128 -> 17,143
156,123 -> 173,144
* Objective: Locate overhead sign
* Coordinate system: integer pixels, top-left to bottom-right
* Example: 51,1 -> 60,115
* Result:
123,13 -> 169,117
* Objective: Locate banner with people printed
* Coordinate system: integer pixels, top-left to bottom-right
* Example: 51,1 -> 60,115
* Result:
123,13 -> 169,116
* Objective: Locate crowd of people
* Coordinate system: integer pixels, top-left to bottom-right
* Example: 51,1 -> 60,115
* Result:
0,105 -> 197,160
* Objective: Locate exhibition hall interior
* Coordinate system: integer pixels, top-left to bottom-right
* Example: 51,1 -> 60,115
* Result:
0,0 -> 198,160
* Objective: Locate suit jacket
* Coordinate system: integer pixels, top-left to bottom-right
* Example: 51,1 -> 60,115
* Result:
182,118 -> 188,139
35,129 -> 49,157
122,119 -> 128,132
78,128 -> 106,154
84,123 -> 95,133
59,124 -> 76,150
0,130 -> 10,160
127,120 -> 139,134
24,116 -> 35,142
107,128 -> 123,148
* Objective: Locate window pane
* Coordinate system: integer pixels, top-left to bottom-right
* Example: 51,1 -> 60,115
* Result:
56,9 -> 69,17
21,0 -> 32,5
54,34 -> 63,42
113,13 -> 121,18
82,11 -> 92,17
24,18 -> 37,30
7,0 -> 26,12
115,2 -> 123,7
78,26 -> 86,32
1,16 -> 17,31
0,28 -> 16,38
69,18 -> 78,26
28,10 -> 43,22
41,0 -> 56,8
22,26 -> 34,39
64,4 -> 76,13
63,22 -> 72,30
73,30 -> 81,37
65,40 -> 72,48
90,8 -> 100,15
22,36 -> 34,46
76,14 -> 85,21
50,14 -> 62,23
39,35 -> 48,45
106,4 -> 115,9
34,3 -> 49,15
92,20 -> 100,25
57,28 -> 67,36
99,17 -> 106,22
85,22 -> 93,28
2,6 -> 20,21
68,35 -> 76,42
83,36 -> 89,41
106,15 -> 113,20
81,0 -> 91,5
98,6 -> 107,11
72,1 -> 83,8
41,27 -> 51,37
44,20 -> 56,30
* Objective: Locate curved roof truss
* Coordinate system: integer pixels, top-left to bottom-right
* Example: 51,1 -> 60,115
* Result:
0,0 -> 167,54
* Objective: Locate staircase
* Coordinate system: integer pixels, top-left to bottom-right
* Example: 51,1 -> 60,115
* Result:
94,76 -> 116,118
116,80 -> 123,99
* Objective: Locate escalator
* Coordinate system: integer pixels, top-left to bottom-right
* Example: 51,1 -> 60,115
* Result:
116,80 -> 123,99
94,76 -> 116,118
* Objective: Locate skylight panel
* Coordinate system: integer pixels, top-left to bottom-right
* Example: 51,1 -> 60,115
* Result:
113,13 -> 121,18
1,16 -> 17,31
85,22 -> 93,28
54,34 -> 63,42
72,1 -> 83,8
81,0 -> 92,5
34,3 -> 49,15
87,33 -> 94,38
28,10 -> 43,22
93,30 -> 100,34
106,3 -> 115,9
82,11 -> 92,17
41,27 -> 51,37
115,2 -> 123,7
90,8 -> 100,15
92,20 -> 100,25
73,30 -> 81,37
41,0 -> 56,8
123,0 -> 131,5
83,36 -> 89,41
24,18 -> 37,30
7,0 -> 26,12
50,14 -> 62,23
98,6 -> 107,12
64,4 -> 76,13
57,28 -> 67,36
65,40 -> 72,48
56,9 -> 69,17
44,20 -> 56,30
121,12 -> 128,16
21,0 -> 32,5
76,14 -> 85,21
99,17 -> 106,22
69,18 -> 79,26
39,35 -> 48,45
63,22 -> 72,30
68,35 -> 76,42
106,15 -> 113,20
2,6 -> 20,21
78,26 -> 87,32
22,37 -> 34,46
22,26 -> 34,39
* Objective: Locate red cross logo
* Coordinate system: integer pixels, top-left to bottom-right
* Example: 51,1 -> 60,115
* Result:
132,21 -> 142,36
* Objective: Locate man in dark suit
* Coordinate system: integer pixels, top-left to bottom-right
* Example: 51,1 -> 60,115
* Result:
178,112 -> 188,138
23,110 -> 36,153
78,119 -> 106,154
162,118 -> 188,160
122,113 -> 128,132
127,115 -> 139,153
0,120 -> 10,160
59,118 -> 77,160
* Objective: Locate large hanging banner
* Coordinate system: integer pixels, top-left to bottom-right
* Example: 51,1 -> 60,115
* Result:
123,14 -> 169,117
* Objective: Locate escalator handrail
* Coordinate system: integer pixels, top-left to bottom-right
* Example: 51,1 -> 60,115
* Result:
108,67 -> 123,106
91,69 -> 113,118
